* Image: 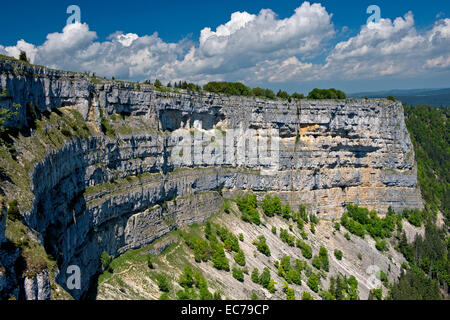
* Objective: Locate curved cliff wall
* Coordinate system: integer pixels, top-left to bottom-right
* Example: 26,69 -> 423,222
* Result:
0,59 -> 423,298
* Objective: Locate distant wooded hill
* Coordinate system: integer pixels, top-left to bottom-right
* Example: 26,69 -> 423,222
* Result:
349,88 -> 450,107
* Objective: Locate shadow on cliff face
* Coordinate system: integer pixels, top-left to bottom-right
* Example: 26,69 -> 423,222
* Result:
84,273 -> 100,300
22,133 -> 102,299
159,108 -> 225,131
26,131 -> 214,299
0,240 -> 21,299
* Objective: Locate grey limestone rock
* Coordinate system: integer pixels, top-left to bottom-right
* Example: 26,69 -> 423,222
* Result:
0,59 -> 424,299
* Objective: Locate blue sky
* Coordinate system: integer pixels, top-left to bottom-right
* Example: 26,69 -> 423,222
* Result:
1,1 -> 450,93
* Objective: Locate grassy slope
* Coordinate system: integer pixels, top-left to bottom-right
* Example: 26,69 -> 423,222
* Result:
95,201 -> 415,300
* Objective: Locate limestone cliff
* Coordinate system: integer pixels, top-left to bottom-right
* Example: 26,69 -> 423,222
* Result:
0,59 -> 423,299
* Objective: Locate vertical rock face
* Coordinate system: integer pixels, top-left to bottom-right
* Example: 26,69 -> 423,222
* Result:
23,270 -> 51,300
0,205 -> 7,296
0,206 -> 5,245
0,204 -> 20,300
0,59 -> 423,299
0,206 -> 6,296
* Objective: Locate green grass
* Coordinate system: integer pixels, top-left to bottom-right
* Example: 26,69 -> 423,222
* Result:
95,211 -> 229,300
5,218 -> 57,279
0,54 -> 20,63
0,107 -> 94,211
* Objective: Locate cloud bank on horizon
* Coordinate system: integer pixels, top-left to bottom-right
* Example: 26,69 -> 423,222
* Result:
1,2 -> 449,90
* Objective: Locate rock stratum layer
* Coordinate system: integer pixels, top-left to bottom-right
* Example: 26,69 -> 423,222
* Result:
0,59 -> 422,299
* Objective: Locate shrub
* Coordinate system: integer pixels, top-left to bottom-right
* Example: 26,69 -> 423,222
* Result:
387,96 -> 396,102
159,292 -> 171,300
329,274 -> 359,300
199,286 -> 213,300
211,243 -> 230,271
319,246 -> 329,272
61,127 -> 72,137
251,268 -> 260,283
334,249 -> 343,260
259,267 -> 271,288
293,259 -> 306,273
272,226 -> 277,234
277,90 -> 290,100
216,226 -> 240,252
297,218 -> 304,230
204,82 -> 251,96
224,200 -> 231,214
154,79 -> 162,88
234,249 -> 246,266
341,204 -> 399,240
232,267 -> 244,282
307,273 -> 320,292
376,239 -> 388,252
253,235 -> 271,256
309,213 -> 319,224
261,195 -> 282,217
291,92 -> 305,100
285,287 -> 295,300
147,255 -> 154,269
320,290 -> 335,300
184,233 -> 211,262
402,209 -> 425,227
19,51 -> 29,63
100,117 -> 115,137
286,268 -> 301,285
377,270 -> 388,283
179,266 -> 194,288
176,287 -> 197,300
7,200 -> 20,221
312,255 -> 321,270
302,292 -> 314,300
298,241 -> 312,259
237,194 -> 260,225
307,88 -> 346,100
100,251 -> 112,272
298,205 -> 308,222
334,222 -> 341,231
267,279 -> 276,293
205,221 -> 212,240
369,288 -> 383,300
282,204 -> 292,220
156,273 -> 170,292
280,228 -> 295,246
213,290 -> 223,300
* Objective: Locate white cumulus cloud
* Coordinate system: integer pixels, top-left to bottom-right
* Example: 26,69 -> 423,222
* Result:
0,2 -> 449,89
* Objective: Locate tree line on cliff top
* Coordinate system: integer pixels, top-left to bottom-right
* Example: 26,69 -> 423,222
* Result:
150,79 -> 347,101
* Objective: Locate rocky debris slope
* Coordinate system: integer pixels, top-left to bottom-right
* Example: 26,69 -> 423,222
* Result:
0,59 -> 423,299
97,204 -> 417,300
